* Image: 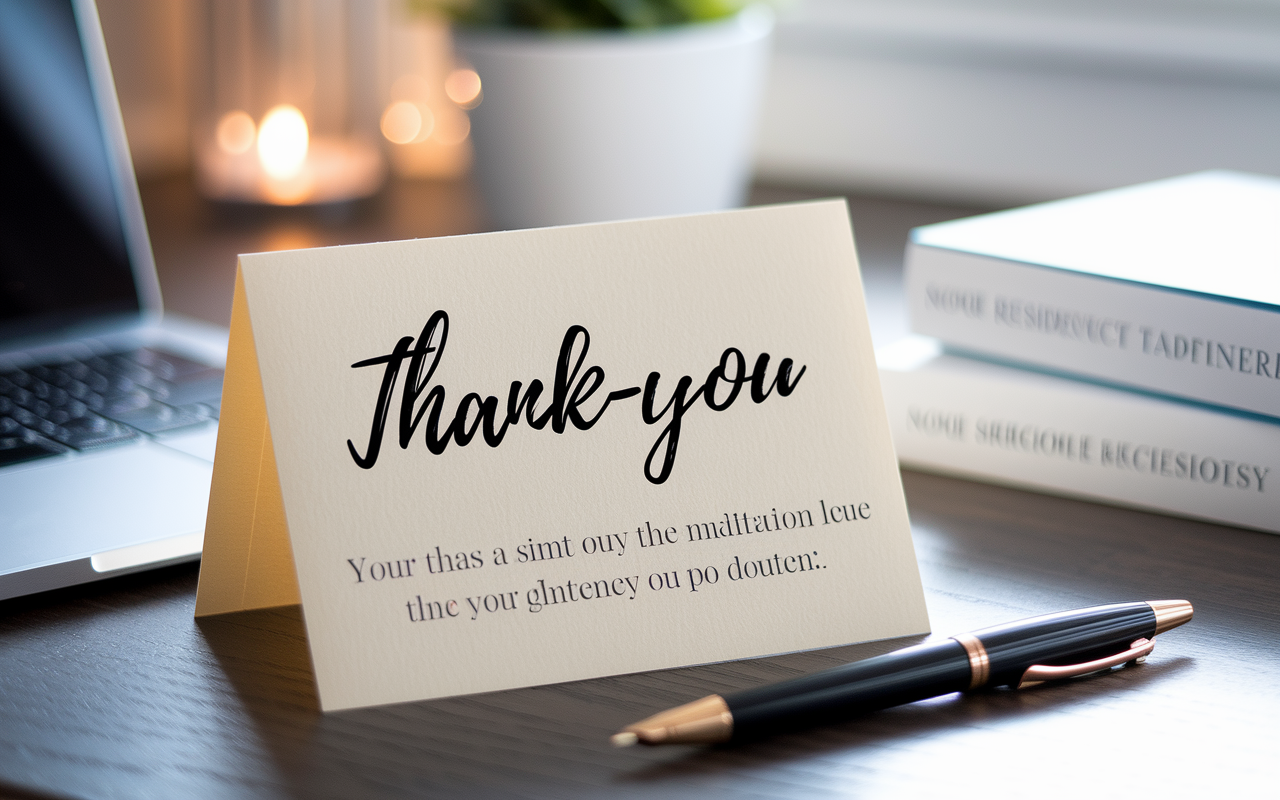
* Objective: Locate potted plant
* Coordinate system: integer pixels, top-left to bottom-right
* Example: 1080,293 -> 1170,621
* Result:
417,0 -> 774,229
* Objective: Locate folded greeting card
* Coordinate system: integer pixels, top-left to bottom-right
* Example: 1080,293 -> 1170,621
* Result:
195,200 -> 929,711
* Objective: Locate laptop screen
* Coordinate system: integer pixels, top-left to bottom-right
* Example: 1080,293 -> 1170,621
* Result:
0,0 -> 139,344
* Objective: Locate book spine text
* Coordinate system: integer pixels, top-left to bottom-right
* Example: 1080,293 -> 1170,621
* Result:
880,358 -> 1280,534
906,244 -> 1280,419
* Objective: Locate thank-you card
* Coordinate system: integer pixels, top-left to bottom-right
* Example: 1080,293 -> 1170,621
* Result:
195,200 -> 929,711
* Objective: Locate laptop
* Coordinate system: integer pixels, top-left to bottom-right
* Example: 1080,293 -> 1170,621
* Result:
0,0 -> 227,602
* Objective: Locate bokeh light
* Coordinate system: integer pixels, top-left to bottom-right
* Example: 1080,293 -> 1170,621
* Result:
216,110 -> 256,155
432,108 -> 470,146
444,69 -> 482,108
381,101 -> 435,145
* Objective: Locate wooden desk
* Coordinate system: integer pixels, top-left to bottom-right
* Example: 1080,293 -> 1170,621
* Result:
2,180 -> 1276,799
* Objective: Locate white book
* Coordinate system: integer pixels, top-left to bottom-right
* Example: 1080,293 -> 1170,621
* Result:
905,171 -> 1280,420
877,337 -> 1280,535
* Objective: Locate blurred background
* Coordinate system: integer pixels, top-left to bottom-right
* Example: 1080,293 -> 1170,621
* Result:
101,0 -> 1280,202
92,0 -> 1280,335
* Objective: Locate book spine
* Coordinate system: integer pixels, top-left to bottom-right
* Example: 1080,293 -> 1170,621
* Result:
905,243 -> 1280,419
879,358 -> 1280,534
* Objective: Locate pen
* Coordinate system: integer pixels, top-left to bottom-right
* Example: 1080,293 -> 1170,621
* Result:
611,599 -> 1192,746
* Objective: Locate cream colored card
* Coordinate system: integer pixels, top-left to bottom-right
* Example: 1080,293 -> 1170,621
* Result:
195,201 -> 929,712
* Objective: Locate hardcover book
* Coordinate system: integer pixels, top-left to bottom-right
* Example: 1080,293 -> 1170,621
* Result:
906,171 -> 1280,420
878,337 -> 1280,535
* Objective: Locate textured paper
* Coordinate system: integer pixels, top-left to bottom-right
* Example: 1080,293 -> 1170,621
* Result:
196,201 -> 928,711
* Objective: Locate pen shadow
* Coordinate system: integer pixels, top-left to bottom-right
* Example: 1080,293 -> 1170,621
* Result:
615,656 -> 1194,785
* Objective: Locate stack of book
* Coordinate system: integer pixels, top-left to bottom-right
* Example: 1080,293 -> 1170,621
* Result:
877,171 -> 1280,535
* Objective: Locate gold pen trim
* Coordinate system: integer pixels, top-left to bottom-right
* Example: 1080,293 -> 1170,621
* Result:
951,632 -> 990,690
1017,637 -> 1154,689
1147,599 -> 1194,636
614,694 -> 733,746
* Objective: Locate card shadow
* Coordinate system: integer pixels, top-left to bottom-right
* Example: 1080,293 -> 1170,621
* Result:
195,604 -> 320,711
195,604 -> 324,789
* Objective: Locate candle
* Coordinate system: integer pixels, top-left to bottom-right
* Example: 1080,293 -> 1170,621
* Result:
197,106 -> 384,206
192,1 -> 387,206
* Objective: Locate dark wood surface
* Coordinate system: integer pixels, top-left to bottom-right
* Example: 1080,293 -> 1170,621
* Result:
2,179 -> 1277,799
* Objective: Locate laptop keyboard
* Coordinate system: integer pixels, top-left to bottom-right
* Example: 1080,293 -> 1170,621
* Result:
0,348 -> 223,467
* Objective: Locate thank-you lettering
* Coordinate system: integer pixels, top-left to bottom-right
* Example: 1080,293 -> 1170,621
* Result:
346,312 -> 806,484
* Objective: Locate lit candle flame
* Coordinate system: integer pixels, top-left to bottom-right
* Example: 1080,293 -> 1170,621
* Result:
257,105 -> 309,180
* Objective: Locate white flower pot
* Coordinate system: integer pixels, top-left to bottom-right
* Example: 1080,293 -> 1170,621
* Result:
454,8 -> 774,230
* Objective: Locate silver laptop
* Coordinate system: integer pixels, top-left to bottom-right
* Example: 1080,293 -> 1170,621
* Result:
0,0 -> 226,601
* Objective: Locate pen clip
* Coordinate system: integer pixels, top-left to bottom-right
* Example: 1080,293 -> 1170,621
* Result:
1016,637 -> 1154,689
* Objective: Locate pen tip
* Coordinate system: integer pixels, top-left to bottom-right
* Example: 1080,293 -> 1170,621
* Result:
611,731 -> 640,748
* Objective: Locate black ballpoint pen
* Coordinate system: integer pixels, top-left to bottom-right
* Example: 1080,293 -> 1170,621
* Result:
611,599 -> 1193,746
